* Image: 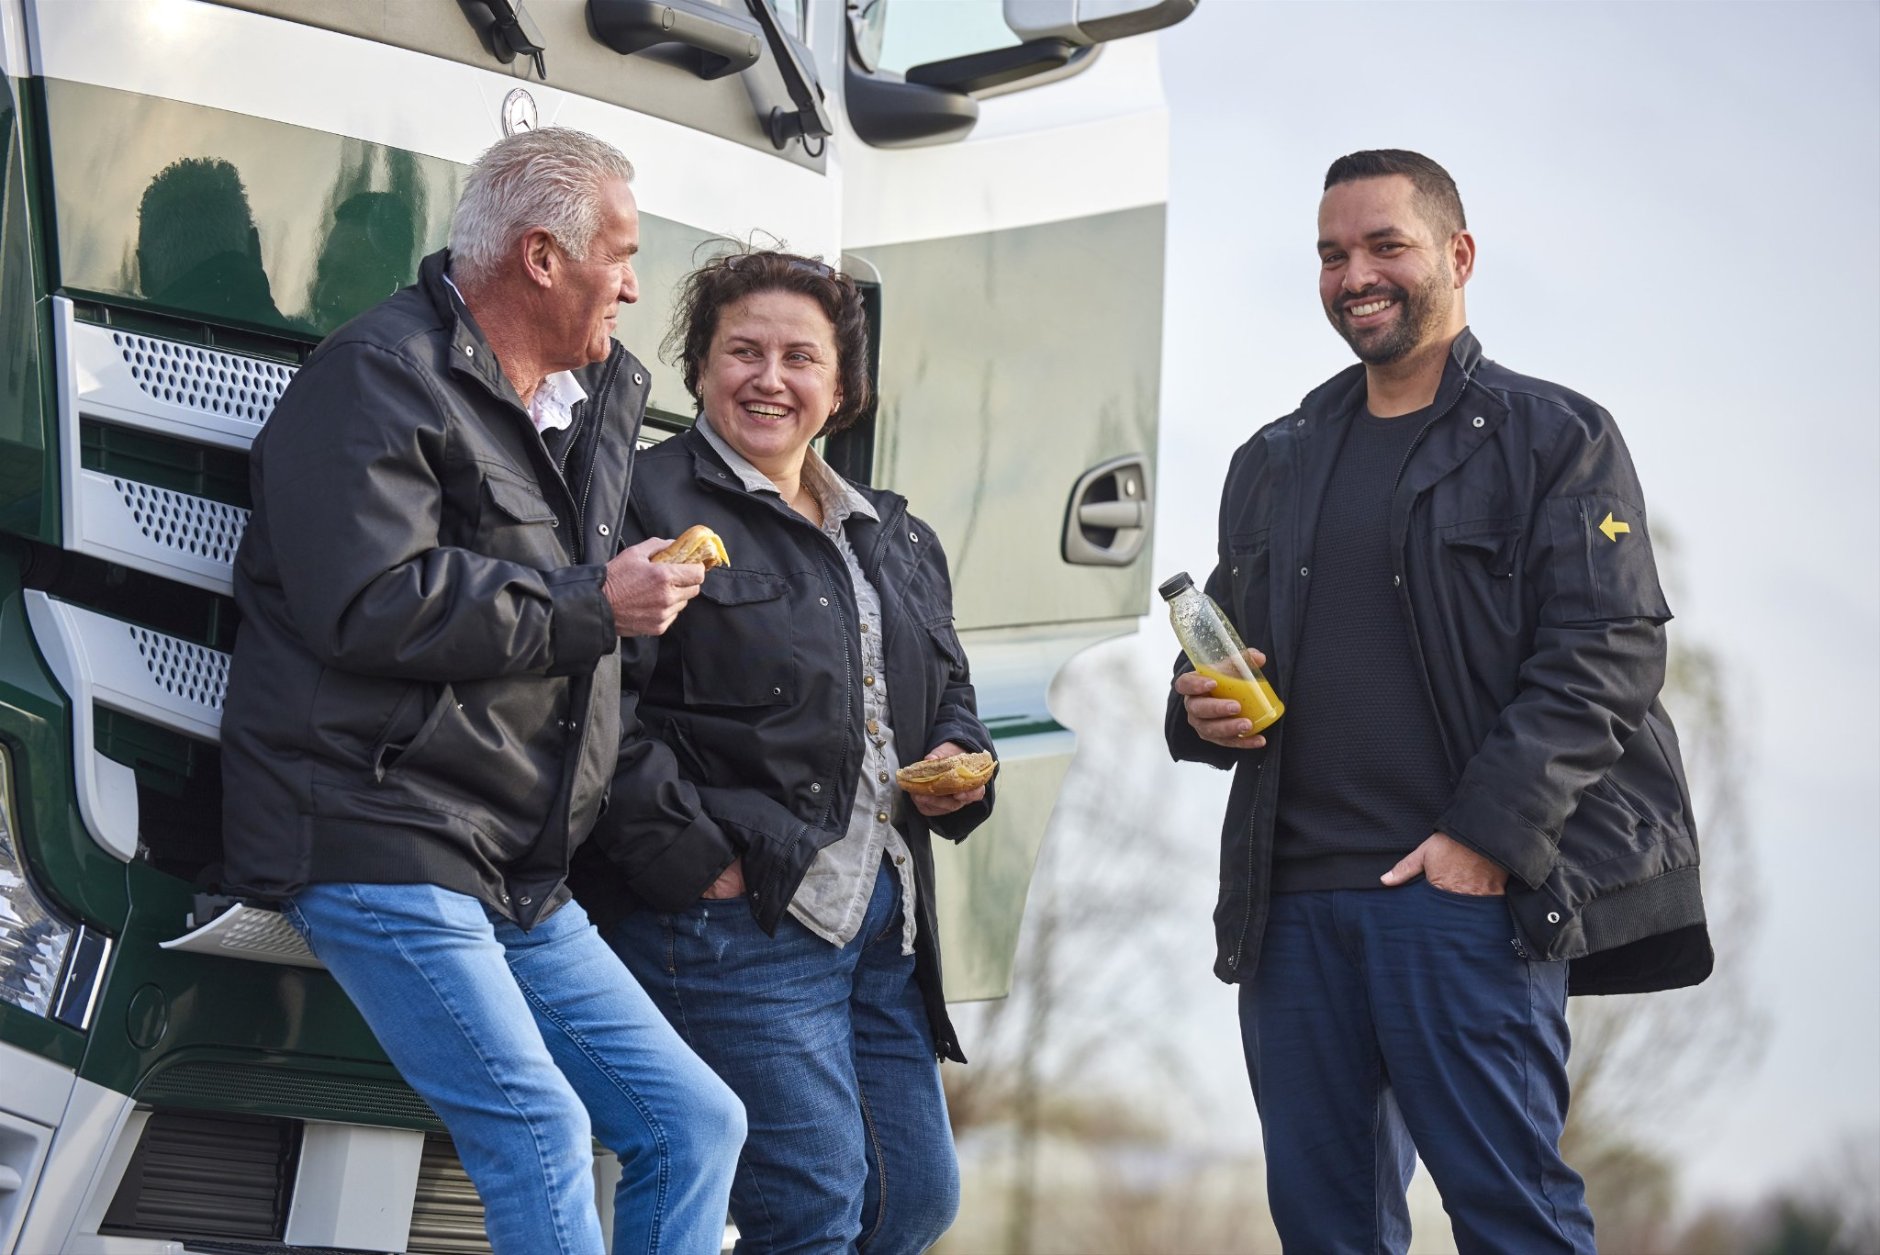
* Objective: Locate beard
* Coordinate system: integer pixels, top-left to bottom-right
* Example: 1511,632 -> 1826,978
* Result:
1326,261 -> 1453,366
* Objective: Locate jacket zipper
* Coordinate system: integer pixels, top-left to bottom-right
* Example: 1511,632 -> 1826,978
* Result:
1391,399 -> 1464,783
1226,754 -> 1268,974
805,506 -> 872,832
1228,423 -> 1299,975
572,350 -> 626,544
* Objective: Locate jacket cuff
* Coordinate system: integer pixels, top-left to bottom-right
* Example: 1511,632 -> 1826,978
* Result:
927,718 -> 989,757
927,783 -> 993,841
1164,690 -> 1244,770
545,563 -> 614,675
1435,784 -> 1558,890
616,812 -> 738,911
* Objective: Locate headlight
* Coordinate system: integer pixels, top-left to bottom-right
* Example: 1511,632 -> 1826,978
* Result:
0,745 -> 76,1019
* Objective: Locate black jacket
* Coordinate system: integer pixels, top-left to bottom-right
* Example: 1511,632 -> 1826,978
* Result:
568,427 -> 993,1060
220,250 -> 649,927
1166,330 -> 1712,995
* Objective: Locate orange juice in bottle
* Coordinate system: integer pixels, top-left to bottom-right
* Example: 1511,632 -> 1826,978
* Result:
1160,571 -> 1284,735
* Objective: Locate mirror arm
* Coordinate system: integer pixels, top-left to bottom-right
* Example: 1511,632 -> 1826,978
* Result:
743,0 -> 834,152
904,37 -> 1082,95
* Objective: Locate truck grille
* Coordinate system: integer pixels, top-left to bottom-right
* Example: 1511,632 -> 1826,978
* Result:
101,1110 -> 297,1241
407,1132 -> 492,1253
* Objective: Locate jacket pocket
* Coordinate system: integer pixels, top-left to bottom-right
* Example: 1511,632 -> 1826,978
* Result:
680,568 -> 796,707
1557,778 -> 1660,883
1542,494 -> 1672,624
372,682 -> 457,781
476,469 -> 565,562
1226,528 -> 1273,650
925,615 -> 967,671
1435,517 -> 1524,641
1438,517 -> 1520,577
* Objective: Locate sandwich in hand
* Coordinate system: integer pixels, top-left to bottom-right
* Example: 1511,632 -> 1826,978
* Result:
652,525 -> 729,569
896,751 -> 997,797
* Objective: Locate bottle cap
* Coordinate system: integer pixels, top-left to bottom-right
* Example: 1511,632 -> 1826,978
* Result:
1156,571 -> 1194,602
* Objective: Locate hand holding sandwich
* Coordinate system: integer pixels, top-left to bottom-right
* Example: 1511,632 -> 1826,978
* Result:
603,536 -> 704,636
902,742 -> 993,817
603,526 -> 729,637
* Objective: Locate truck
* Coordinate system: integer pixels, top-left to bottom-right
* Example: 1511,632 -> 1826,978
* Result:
0,0 -> 1190,1247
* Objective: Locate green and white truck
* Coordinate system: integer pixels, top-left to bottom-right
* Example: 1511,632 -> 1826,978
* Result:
0,0 -> 1189,1247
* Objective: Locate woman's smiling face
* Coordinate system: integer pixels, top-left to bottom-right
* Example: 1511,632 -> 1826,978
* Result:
699,289 -> 842,479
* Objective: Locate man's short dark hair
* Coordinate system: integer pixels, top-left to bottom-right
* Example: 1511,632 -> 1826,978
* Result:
1324,150 -> 1467,240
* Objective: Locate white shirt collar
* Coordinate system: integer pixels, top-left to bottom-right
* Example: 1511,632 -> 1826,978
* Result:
528,370 -> 586,434
695,414 -> 878,523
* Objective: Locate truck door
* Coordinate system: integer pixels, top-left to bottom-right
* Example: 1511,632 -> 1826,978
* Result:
837,1 -> 1188,997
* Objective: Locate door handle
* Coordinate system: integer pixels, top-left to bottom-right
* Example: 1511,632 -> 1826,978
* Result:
1062,455 -> 1151,566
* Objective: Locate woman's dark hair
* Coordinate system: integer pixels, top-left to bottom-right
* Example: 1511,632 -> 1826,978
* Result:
665,247 -> 873,437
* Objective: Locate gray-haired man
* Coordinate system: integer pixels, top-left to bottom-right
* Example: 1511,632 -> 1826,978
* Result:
220,129 -> 743,1253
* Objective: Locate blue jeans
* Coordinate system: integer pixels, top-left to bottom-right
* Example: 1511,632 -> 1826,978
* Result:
605,861 -> 958,1255
1240,882 -> 1596,1254
286,882 -> 745,1255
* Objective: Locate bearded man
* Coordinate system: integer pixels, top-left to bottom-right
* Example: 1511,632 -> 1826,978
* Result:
1166,149 -> 1711,1251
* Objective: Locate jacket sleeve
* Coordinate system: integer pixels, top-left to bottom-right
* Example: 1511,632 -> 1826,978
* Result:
1435,405 -> 1673,889
258,341 -> 615,682
913,532 -> 995,842
1165,440 -> 1262,771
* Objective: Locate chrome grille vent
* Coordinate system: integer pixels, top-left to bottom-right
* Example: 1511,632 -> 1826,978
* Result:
129,625 -> 231,711
114,331 -> 295,425
114,478 -> 249,565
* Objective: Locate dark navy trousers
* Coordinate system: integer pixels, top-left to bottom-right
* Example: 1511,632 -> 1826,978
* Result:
1239,881 -> 1596,1254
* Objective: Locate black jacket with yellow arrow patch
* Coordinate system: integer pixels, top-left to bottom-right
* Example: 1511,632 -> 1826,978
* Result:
1166,328 -> 1712,995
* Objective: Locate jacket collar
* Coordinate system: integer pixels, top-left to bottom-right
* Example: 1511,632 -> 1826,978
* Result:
680,425 -> 908,575
419,249 -> 529,412
1292,325 -> 1486,428
693,415 -> 880,524
684,424 -> 901,517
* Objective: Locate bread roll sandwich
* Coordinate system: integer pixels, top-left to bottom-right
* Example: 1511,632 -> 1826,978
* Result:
896,751 -> 997,797
652,525 -> 729,570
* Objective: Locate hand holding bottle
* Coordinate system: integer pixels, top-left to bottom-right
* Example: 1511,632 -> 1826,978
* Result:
1175,649 -> 1273,748
1161,571 -> 1284,749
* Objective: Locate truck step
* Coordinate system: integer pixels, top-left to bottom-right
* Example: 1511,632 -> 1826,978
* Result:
160,902 -> 322,970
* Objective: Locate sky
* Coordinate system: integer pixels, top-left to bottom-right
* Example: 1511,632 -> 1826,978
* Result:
1106,0 -> 1880,1212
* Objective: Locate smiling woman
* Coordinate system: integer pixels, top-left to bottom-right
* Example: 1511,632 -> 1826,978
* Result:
569,247 -> 996,1253
701,288 -> 844,505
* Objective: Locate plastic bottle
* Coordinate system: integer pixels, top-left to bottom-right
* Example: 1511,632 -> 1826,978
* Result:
1159,571 -> 1284,735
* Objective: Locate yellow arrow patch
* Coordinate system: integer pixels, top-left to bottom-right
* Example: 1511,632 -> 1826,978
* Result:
1598,512 -> 1632,542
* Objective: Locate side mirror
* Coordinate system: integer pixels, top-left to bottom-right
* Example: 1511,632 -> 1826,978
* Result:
587,0 -> 763,80
1004,0 -> 1198,45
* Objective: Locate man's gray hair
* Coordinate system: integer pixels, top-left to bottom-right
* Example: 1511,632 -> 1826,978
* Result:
449,129 -> 635,285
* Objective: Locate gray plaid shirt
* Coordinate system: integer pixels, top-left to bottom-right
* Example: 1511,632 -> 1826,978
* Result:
696,417 -> 919,952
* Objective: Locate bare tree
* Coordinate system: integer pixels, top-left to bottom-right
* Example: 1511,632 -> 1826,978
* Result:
940,645 -> 1254,1253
